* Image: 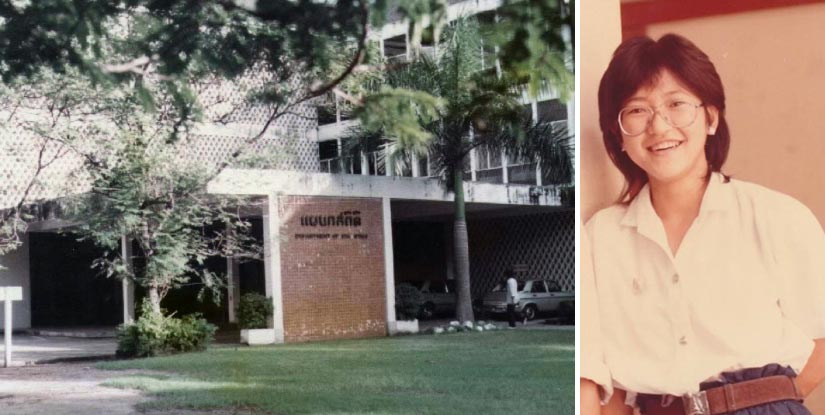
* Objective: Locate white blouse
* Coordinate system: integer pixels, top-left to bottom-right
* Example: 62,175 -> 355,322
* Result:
581,223 -> 613,401
585,173 -> 825,396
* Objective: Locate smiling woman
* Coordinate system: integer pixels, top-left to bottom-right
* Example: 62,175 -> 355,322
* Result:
583,33 -> 825,415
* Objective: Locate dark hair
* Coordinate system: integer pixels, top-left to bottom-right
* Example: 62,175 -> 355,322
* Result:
597,33 -> 730,202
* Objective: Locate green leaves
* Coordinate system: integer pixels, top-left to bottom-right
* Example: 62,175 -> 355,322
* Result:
356,86 -> 443,153
490,0 -> 573,101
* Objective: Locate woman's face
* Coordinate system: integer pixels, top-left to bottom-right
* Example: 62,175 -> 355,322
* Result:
619,69 -> 719,187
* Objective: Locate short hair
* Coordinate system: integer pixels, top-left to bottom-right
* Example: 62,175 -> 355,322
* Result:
597,33 -> 730,202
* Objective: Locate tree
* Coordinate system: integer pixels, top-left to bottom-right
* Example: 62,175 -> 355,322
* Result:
344,17 -> 573,322
0,0 -> 449,261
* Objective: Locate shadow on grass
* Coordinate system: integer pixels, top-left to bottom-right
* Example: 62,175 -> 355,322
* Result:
101,330 -> 574,415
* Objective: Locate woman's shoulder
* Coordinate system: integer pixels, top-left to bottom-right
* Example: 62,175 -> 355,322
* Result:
585,204 -> 628,234
726,177 -> 812,216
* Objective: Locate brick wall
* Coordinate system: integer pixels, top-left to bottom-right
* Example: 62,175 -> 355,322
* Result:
279,196 -> 386,342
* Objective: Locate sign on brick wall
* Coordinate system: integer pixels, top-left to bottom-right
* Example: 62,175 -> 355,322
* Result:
279,196 -> 386,342
294,210 -> 369,241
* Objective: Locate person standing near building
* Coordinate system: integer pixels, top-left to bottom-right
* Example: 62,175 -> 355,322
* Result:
506,274 -> 519,328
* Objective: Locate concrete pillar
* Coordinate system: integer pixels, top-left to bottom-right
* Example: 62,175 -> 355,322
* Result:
121,235 -> 135,324
411,153 -> 420,177
501,150 -> 509,184
382,197 -> 397,334
226,257 -> 241,323
532,101 -> 543,186
1,286 -> 21,368
262,194 -> 285,343
361,151 -> 369,175
384,147 -> 393,177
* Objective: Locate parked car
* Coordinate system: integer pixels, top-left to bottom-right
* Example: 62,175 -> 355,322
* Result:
481,279 -> 573,321
411,280 -> 457,319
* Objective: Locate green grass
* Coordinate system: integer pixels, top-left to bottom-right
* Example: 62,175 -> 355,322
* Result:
99,330 -> 573,414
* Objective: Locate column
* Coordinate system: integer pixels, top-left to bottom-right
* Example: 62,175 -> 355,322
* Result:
382,197 -> 397,334
262,194 -> 285,343
411,153 -> 420,177
501,150 -> 509,184
121,235 -> 135,323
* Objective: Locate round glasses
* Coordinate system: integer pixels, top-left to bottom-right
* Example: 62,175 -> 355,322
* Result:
618,101 -> 704,137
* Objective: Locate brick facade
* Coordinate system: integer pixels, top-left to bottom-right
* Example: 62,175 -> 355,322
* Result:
279,196 -> 387,342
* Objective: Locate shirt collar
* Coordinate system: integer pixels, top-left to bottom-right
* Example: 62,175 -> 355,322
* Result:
620,172 -> 733,229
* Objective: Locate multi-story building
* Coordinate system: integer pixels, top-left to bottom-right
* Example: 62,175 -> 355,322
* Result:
0,0 -> 574,343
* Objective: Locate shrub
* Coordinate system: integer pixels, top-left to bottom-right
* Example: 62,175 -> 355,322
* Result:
395,283 -> 423,320
166,313 -> 217,353
117,299 -> 216,357
237,293 -> 274,329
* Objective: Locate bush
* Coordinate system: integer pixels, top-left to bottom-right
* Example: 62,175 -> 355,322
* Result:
395,283 -> 423,320
237,293 -> 274,329
166,314 -> 217,352
117,300 -> 216,358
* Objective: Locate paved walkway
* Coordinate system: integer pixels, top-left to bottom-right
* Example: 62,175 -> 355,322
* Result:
0,335 -> 117,366
0,363 -> 146,415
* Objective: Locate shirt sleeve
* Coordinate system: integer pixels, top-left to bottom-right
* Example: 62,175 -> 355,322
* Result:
581,223 -> 614,402
765,195 -> 825,339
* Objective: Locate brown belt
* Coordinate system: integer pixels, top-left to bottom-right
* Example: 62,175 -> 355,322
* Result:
637,375 -> 802,415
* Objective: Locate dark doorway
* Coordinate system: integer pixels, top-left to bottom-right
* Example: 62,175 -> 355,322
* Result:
29,232 -> 122,327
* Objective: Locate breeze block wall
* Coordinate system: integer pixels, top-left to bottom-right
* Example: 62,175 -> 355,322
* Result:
468,210 -> 575,296
279,196 -> 387,342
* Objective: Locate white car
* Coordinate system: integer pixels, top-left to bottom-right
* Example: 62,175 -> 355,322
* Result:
481,279 -> 573,321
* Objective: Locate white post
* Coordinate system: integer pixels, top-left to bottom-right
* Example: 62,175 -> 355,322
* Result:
262,194 -> 284,343
4,298 -> 10,367
121,236 -> 135,323
411,153 -> 420,177
1,287 -> 22,368
501,149 -> 509,184
382,197 -> 397,334
469,129 -> 478,182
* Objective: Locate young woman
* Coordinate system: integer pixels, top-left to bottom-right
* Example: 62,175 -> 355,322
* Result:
585,33 -> 825,415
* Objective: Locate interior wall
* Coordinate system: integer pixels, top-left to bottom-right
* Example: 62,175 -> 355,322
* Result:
643,3 -> 825,227
580,0 -> 624,222
0,233 -> 31,329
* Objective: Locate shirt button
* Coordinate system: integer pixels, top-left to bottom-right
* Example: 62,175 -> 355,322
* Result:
672,273 -> 680,283
679,336 -> 687,345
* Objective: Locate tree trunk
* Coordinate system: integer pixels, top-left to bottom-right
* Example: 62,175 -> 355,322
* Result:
148,284 -> 162,315
453,172 -> 474,322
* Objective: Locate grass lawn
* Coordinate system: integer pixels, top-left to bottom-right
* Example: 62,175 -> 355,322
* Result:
99,329 -> 573,414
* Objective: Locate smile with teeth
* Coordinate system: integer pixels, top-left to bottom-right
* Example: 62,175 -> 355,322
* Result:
649,140 -> 683,152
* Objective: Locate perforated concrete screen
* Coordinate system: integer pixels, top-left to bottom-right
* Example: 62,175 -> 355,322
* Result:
0,70 -> 320,210
468,210 -> 575,296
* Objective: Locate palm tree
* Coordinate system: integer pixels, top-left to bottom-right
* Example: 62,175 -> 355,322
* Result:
345,17 -> 572,322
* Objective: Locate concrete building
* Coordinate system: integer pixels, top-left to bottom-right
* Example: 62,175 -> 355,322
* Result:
0,0 -> 574,343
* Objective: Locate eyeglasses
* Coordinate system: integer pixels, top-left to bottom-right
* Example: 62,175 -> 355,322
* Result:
618,101 -> 704,137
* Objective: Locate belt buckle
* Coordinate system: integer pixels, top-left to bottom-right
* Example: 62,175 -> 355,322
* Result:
682,391 -> 710,415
